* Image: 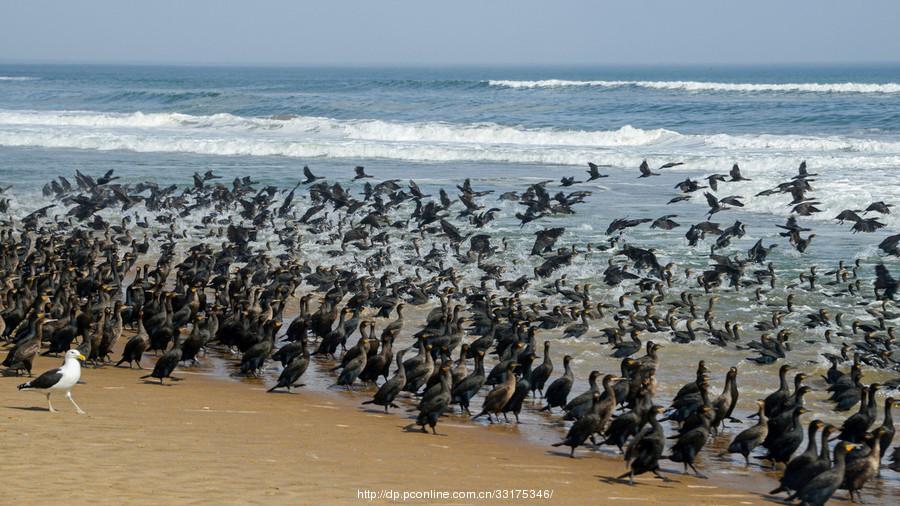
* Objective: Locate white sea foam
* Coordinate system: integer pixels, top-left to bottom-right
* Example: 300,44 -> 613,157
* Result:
6,108 -> 900,230
3,109 -> 900,161
0,76 -> 38,81
0,110 -> 675,147
5,109 -> 900,220
487,79 -> 900,94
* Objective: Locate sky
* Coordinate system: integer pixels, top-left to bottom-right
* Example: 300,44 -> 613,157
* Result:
2,0 -> 900,66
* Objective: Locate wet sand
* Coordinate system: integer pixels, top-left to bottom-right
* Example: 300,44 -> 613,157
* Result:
1,350 -> 770,505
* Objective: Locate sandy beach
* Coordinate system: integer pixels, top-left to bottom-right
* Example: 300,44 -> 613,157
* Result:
1,347 -> 771,505
4,4 -> 900,505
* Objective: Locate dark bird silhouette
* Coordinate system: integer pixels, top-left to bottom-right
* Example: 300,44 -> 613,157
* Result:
729,163 -> 750,181
864,201 -> 893,214
302,166 -> 324,184
586,162 -> 610,181
650,215 -> 680,230
638,160 -> 659,177
875,264 -> 898,300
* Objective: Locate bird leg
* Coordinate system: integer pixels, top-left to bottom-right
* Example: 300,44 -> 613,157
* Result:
688,463 -> 707,479
652,470 -> 672,483
615,470 -> 634,485
47,393 -> 57,413
66,391 -> 86,415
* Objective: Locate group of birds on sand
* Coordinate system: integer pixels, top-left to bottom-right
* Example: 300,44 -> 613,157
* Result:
2,160 -> 900,505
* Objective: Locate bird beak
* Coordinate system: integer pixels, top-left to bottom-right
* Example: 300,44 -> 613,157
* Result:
77,353 -> 87,361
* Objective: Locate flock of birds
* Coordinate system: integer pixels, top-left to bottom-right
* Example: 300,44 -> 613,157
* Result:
2,160 -> 900,505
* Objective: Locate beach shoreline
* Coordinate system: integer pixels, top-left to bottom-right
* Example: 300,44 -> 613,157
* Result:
1,346 -> 771,505
2,62 -> 899,506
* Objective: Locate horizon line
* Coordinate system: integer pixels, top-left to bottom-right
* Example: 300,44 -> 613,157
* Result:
2,59 -> 900,69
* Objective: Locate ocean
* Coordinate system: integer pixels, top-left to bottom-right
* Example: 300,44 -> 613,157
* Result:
1,64 -> 900,167
3,64 -> 900,270
1,63 -> 899,495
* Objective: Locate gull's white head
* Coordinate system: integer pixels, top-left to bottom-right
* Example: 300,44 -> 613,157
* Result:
65,349 -> 87,362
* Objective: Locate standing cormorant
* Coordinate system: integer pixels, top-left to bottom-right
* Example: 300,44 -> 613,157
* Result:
541,355 -> 574,412
770,419 -> 825,495
529,340 -> 553,397
787,443 -> 855,506
363,350 -> 407,412
413,365 -> 451,435
726,400 -> 769,465
617,405 -> 668,484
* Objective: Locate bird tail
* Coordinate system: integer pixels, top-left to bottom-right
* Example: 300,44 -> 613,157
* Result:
361,399 -> 375,405
140,374 -> 152,379
266,385 -> 278,393
551,442 -> 565,447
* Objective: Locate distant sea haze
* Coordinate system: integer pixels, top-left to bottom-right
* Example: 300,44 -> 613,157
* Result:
486,79 -> 900,93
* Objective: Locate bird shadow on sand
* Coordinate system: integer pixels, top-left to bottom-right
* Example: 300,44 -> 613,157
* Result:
140,380 -> 175,386
266,388 -> 305,395
596,474 -> 679,489
711,456 -> 773,473
5,405 -> 52,412
401,423 -> 449,437
546,449 -> 584,459
1,370 -> 30,378
760,493 -> 801,505
360,407 -> 393,415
